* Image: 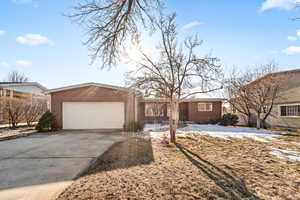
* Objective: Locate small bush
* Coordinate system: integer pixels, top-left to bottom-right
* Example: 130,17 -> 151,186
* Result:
208,118 -> 220,125
124,121 -> 144,132
36,111 -> 59,132
219,113 -> 239,126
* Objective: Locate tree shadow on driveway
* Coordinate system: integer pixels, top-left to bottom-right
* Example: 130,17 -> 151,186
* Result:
79,137 -> 155,176
176,143 -> 262,200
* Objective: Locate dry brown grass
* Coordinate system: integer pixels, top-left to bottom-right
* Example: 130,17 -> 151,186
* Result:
57,136 -> 300,200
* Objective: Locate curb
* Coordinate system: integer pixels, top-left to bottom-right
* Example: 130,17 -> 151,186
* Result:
0,131 -> 37,142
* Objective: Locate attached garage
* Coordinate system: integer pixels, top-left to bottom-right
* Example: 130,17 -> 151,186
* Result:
62,102 -> 125,129
48,83 -> 137,130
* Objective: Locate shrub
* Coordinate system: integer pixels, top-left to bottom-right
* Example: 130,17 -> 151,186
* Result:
124,121 -> 144,132
35,111 -> 59,132
219,113 -> 239,126
208,118 -> 220,125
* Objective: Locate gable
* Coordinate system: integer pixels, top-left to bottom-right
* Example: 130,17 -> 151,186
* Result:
51,85 -> 128,101
48,82 -> 128,94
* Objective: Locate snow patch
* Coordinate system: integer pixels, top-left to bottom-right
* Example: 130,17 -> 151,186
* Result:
143,124 -> 170,131
143,124 -> 281,142
270,148 -> 300,162
179,124 -> 280,142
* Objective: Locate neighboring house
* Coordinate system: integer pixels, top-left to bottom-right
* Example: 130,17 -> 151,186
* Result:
48,82 -> 224,130
233,69 -> 300,129
265,69 -> 300,129
0,82 -> 48,124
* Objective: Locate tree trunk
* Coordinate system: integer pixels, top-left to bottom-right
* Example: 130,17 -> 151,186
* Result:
169,100 -> 179,143
256,112 -> 261,129
170,122 -> 176,143
247,114 -> 251,127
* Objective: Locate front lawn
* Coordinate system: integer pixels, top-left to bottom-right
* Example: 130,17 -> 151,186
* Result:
57,129 -> 300,200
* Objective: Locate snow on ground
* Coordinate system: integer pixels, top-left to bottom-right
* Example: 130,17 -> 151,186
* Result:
142,123 -> 300,162
144,124 -> 170,132
179,124 -> 283,142
270,148 -> 300,162
144,123 -> 282,142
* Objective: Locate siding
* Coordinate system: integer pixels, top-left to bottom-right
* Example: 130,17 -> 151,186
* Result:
266,87 -> 300,129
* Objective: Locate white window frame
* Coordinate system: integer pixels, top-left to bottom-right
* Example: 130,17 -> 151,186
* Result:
278,104 -> 300,118
198,103 -> 213,112
145,103 -> 164,117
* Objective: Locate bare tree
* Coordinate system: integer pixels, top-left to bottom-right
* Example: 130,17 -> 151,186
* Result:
5,71 -> 29,82
245,64 -> 289,129
127,14 -> 222,143
69,0 -> 162,68
1,71 -> 30,128
226,63 -> 289,129
2,97 -> 25,128
23,98 -> 48,126
225,72 -> 253,126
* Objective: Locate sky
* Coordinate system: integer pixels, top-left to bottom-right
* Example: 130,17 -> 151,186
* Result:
0,0 -> 300,89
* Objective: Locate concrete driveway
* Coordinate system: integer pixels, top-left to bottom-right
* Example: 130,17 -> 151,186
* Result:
0,131 -> 127,200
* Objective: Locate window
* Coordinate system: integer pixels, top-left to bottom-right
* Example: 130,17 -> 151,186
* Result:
167,104 -> 170,117
280,105 -> 300,117
5,90 -> 10,97
198,103 -> 213,112
145,103 -> 164,117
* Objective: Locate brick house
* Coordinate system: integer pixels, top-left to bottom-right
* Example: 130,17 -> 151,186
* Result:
48,82 -> 224,130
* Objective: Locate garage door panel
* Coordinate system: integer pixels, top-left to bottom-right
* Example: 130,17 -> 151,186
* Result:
63,102 -> 124,129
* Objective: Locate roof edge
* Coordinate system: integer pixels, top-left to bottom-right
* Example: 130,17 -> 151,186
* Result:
141,98 -> 226,102
47,82 -> 128,94
0,82 -> 48,91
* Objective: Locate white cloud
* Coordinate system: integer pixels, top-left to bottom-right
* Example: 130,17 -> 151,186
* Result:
269,50 -> 280,54
16,34 -> 53,46
182,21 -> 204,30
297,30 -> 300,37
260,0 -> 298,12
283,46 -> 300,55
0,30 -> 5,36
0,61 -> 10,68
0,60 -> 32,68
15,60 -> 32,67
288,36 -> 297,41
12,0 -> 33,4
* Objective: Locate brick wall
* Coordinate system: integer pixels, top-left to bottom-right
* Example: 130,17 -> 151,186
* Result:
138,101 -> 222,123
188,101 -> 222,123
51,86 -> 136,129
138,102 -> 169,123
